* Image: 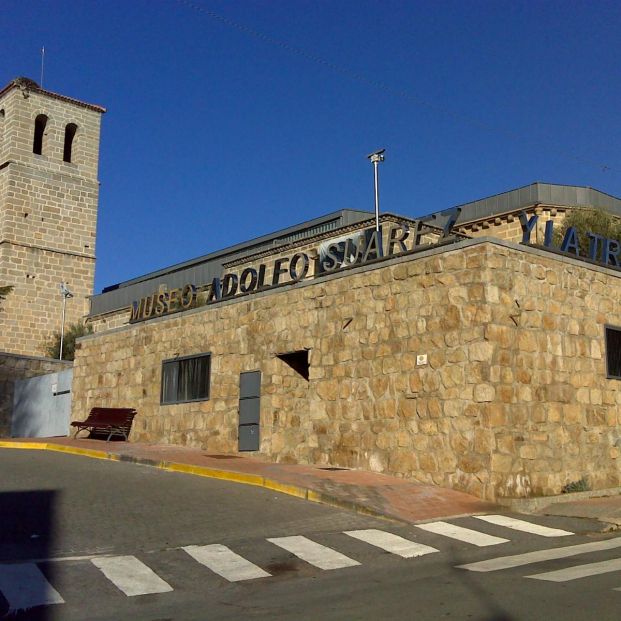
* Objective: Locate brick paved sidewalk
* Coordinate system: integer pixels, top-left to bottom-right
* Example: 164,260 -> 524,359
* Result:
0,437 -> 496,523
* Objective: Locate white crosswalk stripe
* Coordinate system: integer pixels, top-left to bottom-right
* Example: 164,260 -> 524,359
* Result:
474,515 -> 573,537
527,557 -> 621,582
267,535 -> 360,570
458,536 -> 621,572
417,521 -> 509,546
183,544 -> 271,582
345,529 -> 439,558
0,562 -> 64,611
0,520 -> 592,608
90,555 -> 173,596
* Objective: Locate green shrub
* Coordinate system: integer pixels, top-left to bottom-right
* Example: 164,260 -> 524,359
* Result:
553,208 -> 621,257
0,285 -> 13,311
561,477 -> 590,494
45,321 -> 93,361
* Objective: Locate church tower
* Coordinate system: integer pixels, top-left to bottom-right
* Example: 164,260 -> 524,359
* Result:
0,77 -> 105,355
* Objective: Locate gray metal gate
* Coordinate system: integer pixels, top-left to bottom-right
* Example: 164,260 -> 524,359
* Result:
11,369 -> 73,437
238,370 -> 260,451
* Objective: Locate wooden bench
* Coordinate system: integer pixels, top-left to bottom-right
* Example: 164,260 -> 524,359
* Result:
71,407 -> 136,441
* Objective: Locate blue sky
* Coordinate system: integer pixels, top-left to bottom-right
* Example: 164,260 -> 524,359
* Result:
2,1 -> 620,291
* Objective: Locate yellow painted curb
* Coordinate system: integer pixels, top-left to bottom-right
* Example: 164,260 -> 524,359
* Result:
0,440 -> 49,450
263,479 -> 309,499
0,439 -> 394,521
47,443 -> 118,461
162,461 -> 266,488
0,440 -> 118,462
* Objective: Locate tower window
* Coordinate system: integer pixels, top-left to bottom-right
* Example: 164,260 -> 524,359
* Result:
33,114 -> 48,155
63,123 -> 78,163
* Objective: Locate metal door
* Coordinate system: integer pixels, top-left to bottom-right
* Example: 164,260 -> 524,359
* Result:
238,371 -> 260,451
12,368 -> 73,437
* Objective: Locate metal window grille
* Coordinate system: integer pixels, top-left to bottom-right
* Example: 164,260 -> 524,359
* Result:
161,353 -> 211,404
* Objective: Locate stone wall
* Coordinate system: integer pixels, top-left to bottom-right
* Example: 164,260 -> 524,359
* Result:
0,352 -> 72,436
72,238 -> 621,501
481,243 -> 621,498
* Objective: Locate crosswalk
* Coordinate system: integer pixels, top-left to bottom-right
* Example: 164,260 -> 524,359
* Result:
1,515 -> 619,613
457,534 -> 621,593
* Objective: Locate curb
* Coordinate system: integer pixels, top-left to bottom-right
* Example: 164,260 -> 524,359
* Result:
0,440 -> 395,522
496,487 -> 621,513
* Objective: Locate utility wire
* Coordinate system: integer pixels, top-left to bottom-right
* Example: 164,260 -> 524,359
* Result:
175,0 -> 619,175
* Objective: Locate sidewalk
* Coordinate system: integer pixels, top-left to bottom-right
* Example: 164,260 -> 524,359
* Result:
3,437 -> 620,527
0,436 -> 496,523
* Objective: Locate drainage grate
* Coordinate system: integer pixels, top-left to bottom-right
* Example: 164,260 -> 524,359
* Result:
317,467 -> 349,471
203,454 -> 241,459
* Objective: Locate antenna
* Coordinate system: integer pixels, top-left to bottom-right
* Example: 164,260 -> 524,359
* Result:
40,46 -> 45,88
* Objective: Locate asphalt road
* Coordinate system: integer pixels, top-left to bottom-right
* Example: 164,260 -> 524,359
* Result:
0,450 -> 619,621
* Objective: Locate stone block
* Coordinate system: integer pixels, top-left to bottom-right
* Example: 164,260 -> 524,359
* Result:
474,384 -> 495,402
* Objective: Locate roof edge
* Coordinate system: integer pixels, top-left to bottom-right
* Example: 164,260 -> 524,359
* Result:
0,77 -> 106,114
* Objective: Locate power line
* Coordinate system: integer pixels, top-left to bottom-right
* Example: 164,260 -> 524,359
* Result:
174,0 -> 619,175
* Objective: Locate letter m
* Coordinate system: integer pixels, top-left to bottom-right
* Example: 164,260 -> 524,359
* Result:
130,299 -> 143,322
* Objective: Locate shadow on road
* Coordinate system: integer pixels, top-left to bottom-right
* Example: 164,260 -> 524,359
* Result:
0,490 -> 57,620
449,546 -> 517,621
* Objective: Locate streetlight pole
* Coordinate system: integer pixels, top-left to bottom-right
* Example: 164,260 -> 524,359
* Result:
367,149 -> 385,232
59,282 -> 73,360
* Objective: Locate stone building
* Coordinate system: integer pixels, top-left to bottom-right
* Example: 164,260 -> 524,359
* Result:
0,77 -> 105,355
72,183 -> 621,501
0,77 -> 105,434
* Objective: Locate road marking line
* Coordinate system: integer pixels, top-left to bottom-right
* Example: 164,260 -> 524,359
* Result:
457,536 -> 621,572
527,557 -> 621,582
183,544 -> 271,582
0,563 -> 64,610
267,536 -> 361,570
90,555 -> 173,596
344,529 -> 439,558
0,553 -> 116,565
474,515 -> 573,537
416,521 -> 509,546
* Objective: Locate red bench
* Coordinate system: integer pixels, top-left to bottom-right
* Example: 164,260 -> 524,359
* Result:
71,407 -> 136,441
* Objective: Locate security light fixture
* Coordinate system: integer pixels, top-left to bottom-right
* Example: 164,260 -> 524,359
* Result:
59,282 -> 73,360
367,149 -> 386,231
60,282 -> 74,299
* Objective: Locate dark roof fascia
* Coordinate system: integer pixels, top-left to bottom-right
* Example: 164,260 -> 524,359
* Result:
222,212 -> 442,268
0,78 -> 106,114
101,208 -> 374,292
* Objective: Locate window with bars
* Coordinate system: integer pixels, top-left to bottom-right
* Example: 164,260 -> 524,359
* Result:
161,353 -> 211,404
605,326 -> 621,379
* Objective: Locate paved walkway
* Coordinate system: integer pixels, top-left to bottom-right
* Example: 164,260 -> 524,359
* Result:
0,437 -> 496,523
